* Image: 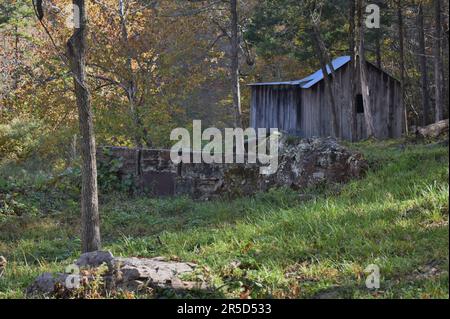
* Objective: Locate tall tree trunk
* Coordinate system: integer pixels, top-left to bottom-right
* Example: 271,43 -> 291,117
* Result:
311,24 -> 340,138
433,0 -> 444,121
13,24 -> 19,90
443,0 -> 449,116
119,0 -> 151,147
375,34 -> 382,68
349,0 -> 356,56
397,0 -> 408,134
349,0 -> 358,141
67,0 -> 101,253
356,0 -> 375,138
417,2 -> 430,126
373,0 -> 382,69
230,0 -> 242,128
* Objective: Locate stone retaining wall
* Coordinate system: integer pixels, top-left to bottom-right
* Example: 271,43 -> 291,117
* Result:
97,137 -> 367,200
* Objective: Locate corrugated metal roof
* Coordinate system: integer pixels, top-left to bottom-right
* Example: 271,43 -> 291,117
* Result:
248,56 -> 351,89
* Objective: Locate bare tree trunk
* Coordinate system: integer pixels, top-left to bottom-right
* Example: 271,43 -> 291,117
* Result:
349,0 -> 356,56
375,34 -> 382,69
311,24 -> 340,138
417,2 -> 430,126
443,0 -> 449,117
356,0 -> 375,138
433,0 -> 444,121
13,24 -> 19,90
67,0 -> 101,253
349,0 -> 358,141
230,0 -> 242,128
118,0 -> 151,147
397,0 -> 408,134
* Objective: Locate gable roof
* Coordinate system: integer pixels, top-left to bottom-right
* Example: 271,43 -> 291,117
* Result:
248,56 -> 351,88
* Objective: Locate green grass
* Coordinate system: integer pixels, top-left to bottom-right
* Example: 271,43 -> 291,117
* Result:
0,139 -> 448,298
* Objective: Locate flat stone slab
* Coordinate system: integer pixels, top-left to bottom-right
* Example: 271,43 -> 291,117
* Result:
26,251 -> 206,297
114,256 -> 195,283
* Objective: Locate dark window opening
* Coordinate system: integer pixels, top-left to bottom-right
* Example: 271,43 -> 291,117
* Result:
177,162 -> 182,177
296,96 -> 302,129
356,94 -> 364,114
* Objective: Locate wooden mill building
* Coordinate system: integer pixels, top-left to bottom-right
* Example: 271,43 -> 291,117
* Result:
249,56 -> 404,141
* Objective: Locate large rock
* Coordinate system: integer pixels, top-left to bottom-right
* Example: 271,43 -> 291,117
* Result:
26,252 -> 206,297
273,136 -> 367,188
76,251 -> 114,268
26,272 -> 69,296
212,136 -> 367,199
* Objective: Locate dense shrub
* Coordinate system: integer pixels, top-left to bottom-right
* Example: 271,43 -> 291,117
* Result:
0,118 -> 42,161
97,148 -> 135,193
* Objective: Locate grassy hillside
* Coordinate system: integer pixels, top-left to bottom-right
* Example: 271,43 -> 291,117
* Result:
0,139 -> 448,299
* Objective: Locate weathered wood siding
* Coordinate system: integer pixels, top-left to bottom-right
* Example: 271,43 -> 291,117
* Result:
250,85 -> 300,133
300,63 -> 354,140
250,61 -> 404,141
366,63 -> 404,139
